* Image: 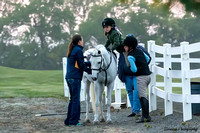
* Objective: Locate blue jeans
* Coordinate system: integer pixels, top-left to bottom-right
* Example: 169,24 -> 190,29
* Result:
125,76 -> 141,113
64,79 -> 81,125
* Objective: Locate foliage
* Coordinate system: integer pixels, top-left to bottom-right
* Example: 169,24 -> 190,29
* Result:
0,0 -> 75,69
79,2 -> 119,44
0,0 -> 200,69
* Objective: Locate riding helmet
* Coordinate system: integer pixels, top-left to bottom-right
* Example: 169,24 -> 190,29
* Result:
102,18 -> 115,28
123,34 -> 138,50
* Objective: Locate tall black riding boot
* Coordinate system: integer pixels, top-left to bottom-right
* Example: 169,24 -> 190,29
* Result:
136,97 -> 151,123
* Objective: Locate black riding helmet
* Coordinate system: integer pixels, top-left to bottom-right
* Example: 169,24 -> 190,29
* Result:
102,18 -> 115,28
123,34 -> 138,50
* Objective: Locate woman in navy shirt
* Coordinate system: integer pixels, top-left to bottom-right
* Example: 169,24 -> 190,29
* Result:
64,34 -> 91,126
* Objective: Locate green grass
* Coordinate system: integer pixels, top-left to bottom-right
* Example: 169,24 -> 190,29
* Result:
0,66 -> 199,98
0,66 -> 64,98
156,75 -> 200,94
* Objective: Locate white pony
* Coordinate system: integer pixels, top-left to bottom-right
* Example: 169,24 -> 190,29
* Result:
83,45 -> 117,124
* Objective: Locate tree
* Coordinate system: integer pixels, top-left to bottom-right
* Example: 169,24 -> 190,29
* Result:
79,3 -> 117,46
2,45 -> 23,68
79,0 -> 187,46
0,0 -> 75,69
1,0 -> 200,69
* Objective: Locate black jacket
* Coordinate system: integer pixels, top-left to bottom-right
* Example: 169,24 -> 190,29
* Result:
128,48 -> 151,76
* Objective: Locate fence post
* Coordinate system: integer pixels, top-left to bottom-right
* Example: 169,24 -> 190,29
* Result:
181,41 -> 192,121
114,77 -> 122,104
148,40 -> 157,112
62,57 -> 69,97
163,44 -> 173,116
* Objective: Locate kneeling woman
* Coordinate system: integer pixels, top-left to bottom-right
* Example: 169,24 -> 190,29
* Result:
123,35 -> 152,123
64,34 -> 91,126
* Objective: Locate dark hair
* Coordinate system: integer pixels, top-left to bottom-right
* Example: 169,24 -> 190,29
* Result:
67,34 -> 82,57
123,35 -> 138,50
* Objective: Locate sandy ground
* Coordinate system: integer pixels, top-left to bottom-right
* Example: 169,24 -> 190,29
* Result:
0,97 -> 200,133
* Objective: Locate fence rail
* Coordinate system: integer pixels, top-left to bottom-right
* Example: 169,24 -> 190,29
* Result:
148,40 -> 200,121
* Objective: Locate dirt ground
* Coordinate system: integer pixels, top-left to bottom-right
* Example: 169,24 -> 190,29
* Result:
0,97 -> 200,133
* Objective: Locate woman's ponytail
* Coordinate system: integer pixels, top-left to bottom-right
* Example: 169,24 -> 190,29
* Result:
67,34 -> 82,57
67,42 -> 73,57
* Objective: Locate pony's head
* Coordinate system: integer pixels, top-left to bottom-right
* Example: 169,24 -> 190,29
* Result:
84,48 -> 95,61
90,45 -> 107,81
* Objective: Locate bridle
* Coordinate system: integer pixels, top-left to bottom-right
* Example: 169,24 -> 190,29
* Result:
90,50 -> 112,86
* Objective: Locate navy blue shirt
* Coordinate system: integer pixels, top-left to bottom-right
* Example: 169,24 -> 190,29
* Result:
65,45 -> 91,79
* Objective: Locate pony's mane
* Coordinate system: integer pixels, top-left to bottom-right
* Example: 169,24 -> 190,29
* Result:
95,44 -> 105,50
84,48 -> 95,57
84,45 -> 108,60
94,45 -> 107,55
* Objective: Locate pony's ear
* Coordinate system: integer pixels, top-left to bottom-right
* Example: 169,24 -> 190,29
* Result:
98,50 -> 101,54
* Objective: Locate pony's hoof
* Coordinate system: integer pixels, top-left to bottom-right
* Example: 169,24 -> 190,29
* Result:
100,118 -> 105,122
85,119 -> 91,123
93,121 -> 99,125
106,120 -> 113,124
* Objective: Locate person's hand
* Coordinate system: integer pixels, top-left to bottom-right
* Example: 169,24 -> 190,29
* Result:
85,61 -> 91,67
87,68 -> 92,74
106,48 -> 111,52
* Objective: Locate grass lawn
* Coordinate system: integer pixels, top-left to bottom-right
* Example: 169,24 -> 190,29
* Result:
0,66 -> 64,98
0,66 -> 199,98
156,75 -> 200,94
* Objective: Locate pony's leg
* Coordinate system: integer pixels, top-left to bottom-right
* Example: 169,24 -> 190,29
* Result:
84,80 -> 91,123
106,82 -> 114,123
99,84 -> 105,122
93,82 -> 100,124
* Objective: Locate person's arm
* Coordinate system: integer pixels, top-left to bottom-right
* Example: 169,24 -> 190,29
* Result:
76,50 -> 91,74
128,56 -> 137,73
111,33 -> 121,51
105,39 -> 110,49
137,45 -> 151,64
143,52 -> 150,63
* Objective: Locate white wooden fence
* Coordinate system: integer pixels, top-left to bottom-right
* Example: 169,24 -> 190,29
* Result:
63,42 -> 200,121
148,41 -> 200,122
